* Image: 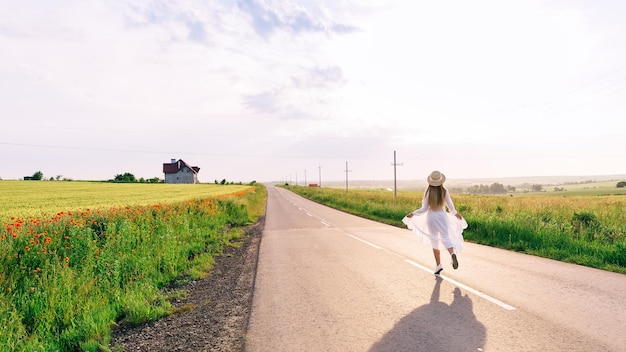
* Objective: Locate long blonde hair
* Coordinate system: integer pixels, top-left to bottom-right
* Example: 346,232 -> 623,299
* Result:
427,185 -> 446,210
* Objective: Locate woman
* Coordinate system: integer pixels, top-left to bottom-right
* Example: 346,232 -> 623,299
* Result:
402,171 -> 467,275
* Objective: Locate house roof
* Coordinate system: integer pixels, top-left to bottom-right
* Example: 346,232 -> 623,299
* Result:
163,159 -> 200,174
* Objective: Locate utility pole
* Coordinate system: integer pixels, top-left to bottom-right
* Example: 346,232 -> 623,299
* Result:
318,165 -> 322,187
391,150 -> 403,199
344,161 -> 352,193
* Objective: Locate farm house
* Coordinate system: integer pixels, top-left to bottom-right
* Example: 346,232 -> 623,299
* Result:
162,159 -> 200,184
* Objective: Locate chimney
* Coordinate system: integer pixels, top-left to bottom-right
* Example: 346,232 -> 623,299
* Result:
171,159 -> 176,163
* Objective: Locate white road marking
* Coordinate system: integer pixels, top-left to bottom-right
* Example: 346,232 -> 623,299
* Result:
346,234 -> 383,249
403,259 -> 432,272
320,220 -> 331,227
405,259 -> 517,311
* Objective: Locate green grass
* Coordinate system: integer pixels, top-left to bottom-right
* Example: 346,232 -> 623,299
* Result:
0,182 -> 266,351
285,185 -> 626,274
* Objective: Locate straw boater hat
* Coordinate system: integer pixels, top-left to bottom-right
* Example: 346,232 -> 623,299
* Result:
427,171 -> 446,186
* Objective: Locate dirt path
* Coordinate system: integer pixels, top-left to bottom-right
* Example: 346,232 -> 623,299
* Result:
109,217 -> 264,352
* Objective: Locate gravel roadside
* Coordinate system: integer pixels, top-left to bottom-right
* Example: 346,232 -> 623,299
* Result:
109,216 -> 264,351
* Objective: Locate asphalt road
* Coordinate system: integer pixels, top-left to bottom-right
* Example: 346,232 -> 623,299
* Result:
245,185 -> 626,351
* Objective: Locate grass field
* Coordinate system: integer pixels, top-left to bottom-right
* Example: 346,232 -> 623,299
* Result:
0,181 -> 266,351
0,181 -> 255,221
543,181 -> 626,196
284,184 -> 626,274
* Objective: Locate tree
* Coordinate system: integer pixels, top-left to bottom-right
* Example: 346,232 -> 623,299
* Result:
617,181 -> 626,188
113,172 -> 136,183
32,171 -> 43,180
489,182 -> 507,194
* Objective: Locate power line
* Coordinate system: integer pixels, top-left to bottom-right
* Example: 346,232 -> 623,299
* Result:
564,63 -> 626,97
0,142 -> 236,157
0,142 -> 382,160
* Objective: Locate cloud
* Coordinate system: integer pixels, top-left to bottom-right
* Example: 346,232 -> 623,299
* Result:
184,18 -> 207,42
236,0 -> 356,37
241,64 -> 346,120
236,0 -> 281,36
292,66 -> 346,89
242,90 -> 280,114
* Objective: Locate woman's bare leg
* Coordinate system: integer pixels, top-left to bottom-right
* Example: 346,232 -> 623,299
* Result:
433,248 -> 441,265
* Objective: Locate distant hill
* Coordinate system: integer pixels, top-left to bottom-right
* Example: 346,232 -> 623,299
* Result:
317,174 -> 626,191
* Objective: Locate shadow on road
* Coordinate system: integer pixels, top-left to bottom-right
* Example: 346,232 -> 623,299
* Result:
369,276 -> 486,352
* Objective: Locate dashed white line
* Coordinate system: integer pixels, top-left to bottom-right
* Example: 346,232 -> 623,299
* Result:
346,234 -> 383,250
403,259 -> 432,272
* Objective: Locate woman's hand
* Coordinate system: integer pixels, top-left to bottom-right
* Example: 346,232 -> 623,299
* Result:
455,213 -> 462,220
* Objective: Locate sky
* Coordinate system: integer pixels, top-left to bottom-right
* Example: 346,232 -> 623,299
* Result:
1,0 -> 625,184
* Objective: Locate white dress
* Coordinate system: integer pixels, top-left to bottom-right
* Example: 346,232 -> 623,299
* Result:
402,188 -> 467,253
